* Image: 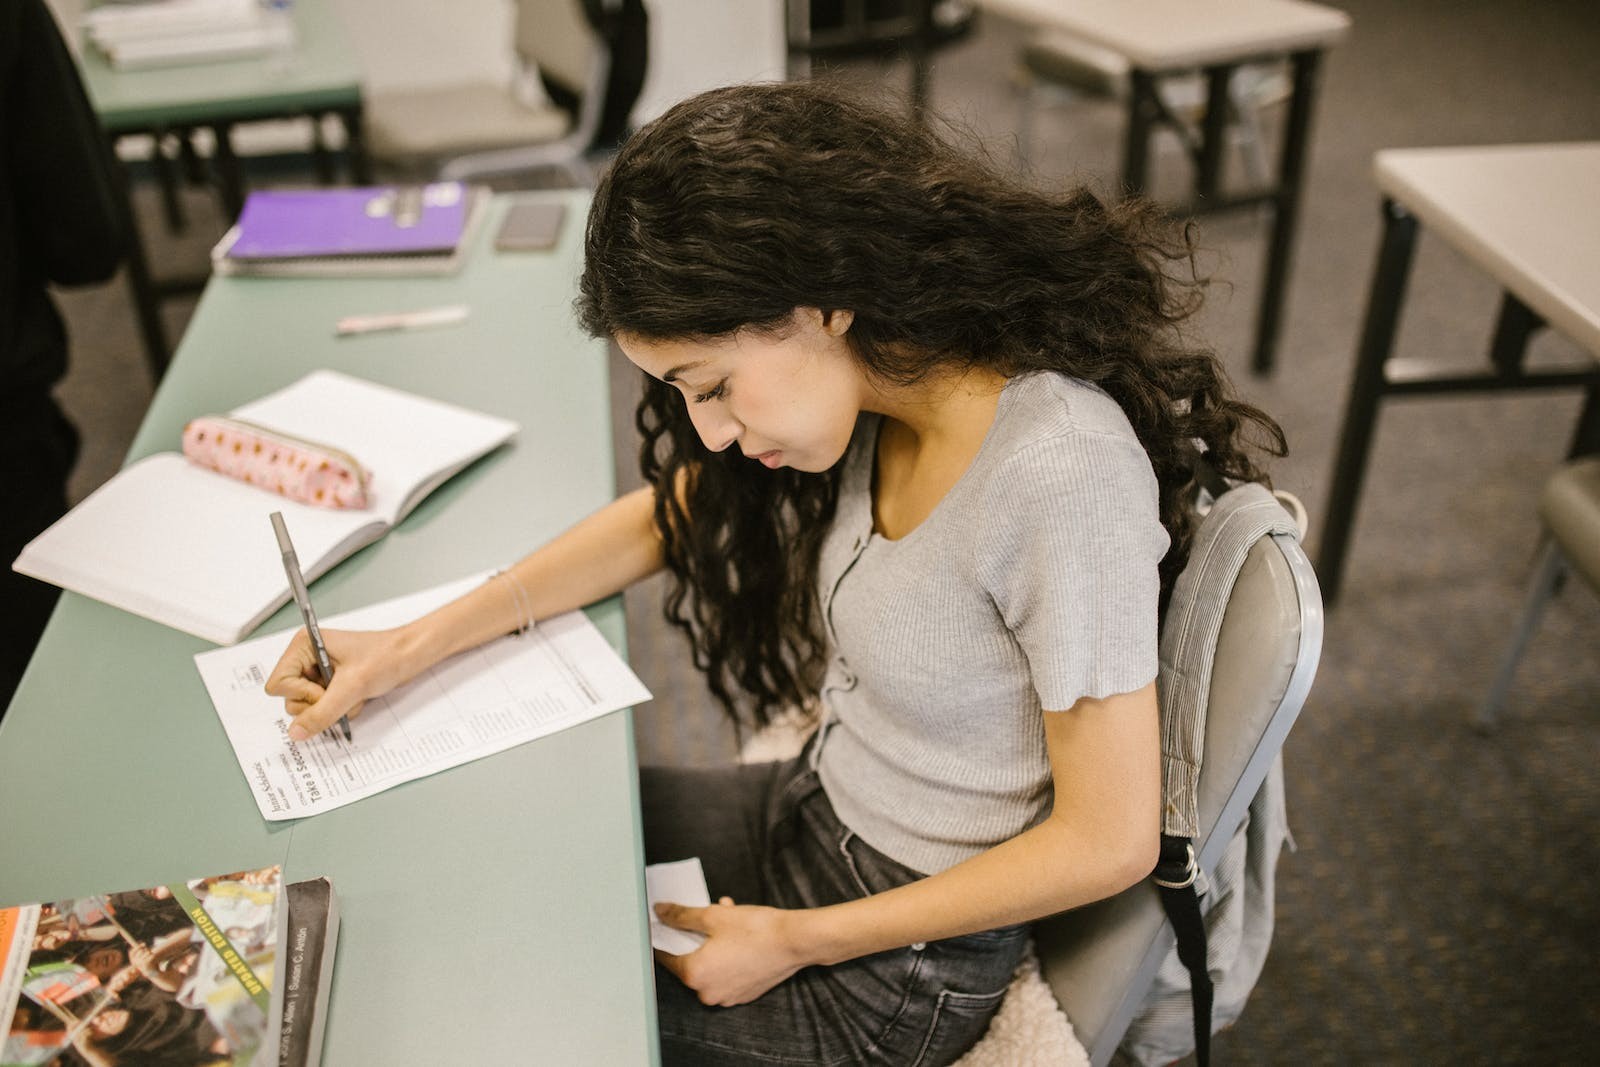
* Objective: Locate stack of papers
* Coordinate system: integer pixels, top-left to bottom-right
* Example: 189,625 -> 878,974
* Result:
84,0 -> 295,70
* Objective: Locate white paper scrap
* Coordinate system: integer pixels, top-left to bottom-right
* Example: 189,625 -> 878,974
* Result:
646,858 -> 711,956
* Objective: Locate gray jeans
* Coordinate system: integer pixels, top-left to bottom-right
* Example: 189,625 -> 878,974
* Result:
641,753 -> 1028,1066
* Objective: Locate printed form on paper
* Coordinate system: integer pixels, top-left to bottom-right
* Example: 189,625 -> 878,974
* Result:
195,573 -> 652,820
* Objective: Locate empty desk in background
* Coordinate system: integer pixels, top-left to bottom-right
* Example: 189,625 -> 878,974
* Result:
1317,143 -> 1600,604
77,0 -> 369,376
0,190 -> 660,1064
980,0 -> 1350,374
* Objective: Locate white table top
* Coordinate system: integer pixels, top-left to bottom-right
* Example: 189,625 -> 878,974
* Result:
1376,143 -> 1600,359
979,0 -> 1350,70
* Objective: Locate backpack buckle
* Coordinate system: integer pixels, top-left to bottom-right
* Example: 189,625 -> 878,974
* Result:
1153,841 -> 1198,889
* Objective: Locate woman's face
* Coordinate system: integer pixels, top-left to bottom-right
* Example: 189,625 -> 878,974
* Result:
83,945 -> 126,979
618,309 -> 864,473
90,1008 -> 130,1037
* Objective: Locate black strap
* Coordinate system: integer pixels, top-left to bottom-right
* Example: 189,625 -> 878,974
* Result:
1154,834 -> 1212,1066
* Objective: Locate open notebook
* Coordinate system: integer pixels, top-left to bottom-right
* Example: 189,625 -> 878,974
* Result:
13,371 -> 517,645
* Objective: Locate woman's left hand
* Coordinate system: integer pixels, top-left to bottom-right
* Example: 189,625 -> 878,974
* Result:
653,897 -> 811,1007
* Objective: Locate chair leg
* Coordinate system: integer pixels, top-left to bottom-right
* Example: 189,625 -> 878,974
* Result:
1477,538 -> 1567,733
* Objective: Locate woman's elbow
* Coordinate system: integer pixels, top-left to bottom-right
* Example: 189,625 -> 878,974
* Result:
1113,833 -> 1161,894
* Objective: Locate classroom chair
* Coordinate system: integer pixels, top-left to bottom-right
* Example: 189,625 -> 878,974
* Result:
364,0 -> 646,186
1477,456 -> 1600,731
1011,33 -> 1281,189
1032,485 -> 1322,1066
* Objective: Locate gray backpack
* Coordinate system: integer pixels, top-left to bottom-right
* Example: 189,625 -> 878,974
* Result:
1035,480 -> 1324,1066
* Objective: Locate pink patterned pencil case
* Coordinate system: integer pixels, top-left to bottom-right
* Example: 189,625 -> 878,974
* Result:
181,416 -> 370,509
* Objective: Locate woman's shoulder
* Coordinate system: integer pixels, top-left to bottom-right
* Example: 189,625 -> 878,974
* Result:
992,371 -> 1146,458
962,372 -> 1160,525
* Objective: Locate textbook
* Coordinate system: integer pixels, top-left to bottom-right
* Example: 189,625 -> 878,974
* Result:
0,865 -> 338,1067
12,370 -> 518,646
211,183 -> 489,278
272,879 -> 339,1067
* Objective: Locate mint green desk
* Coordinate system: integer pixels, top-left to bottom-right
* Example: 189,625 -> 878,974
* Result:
79,0 -> 369,375
0,191 -> 660,1064
79,1 -> 363,134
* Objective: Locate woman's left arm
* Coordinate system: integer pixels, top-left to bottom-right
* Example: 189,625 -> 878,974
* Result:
654,681 -> 1161,1006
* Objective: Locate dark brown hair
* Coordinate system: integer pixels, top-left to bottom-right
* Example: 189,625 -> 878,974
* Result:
578,82 -> 1284,728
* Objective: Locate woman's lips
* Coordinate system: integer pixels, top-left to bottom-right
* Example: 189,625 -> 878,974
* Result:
753,450 -> 782,469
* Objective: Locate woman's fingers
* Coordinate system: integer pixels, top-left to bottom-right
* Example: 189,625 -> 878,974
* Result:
263,629 -> 318,697
284,677 -> 365,741
653,902 -> 713,935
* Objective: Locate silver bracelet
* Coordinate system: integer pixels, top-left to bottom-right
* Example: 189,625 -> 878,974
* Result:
494,568 -> 534,636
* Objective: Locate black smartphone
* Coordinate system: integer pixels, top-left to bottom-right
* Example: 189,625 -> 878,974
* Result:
494,201 -> 567,252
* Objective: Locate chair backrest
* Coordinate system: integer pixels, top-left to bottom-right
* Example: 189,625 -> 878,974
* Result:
441,0 -> 645,183
519,0 -> 646,148
516,0 -> 605,95
1033,524 -> 1324,1067
515,0 -> 613,151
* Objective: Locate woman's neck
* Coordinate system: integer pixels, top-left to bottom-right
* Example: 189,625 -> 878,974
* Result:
865,365 -> 1011,541
862,364 -> 1009,447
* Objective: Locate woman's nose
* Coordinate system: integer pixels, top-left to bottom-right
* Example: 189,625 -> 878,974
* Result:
688,404 -> 739,453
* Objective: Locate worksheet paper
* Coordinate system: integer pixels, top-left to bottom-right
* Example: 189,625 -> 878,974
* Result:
194,573 -> 652,821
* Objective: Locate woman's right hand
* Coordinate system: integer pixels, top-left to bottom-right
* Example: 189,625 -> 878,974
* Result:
264,627 -> 414,741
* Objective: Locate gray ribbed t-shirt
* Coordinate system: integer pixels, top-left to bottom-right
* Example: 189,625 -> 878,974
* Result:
812,371 -> 1170,875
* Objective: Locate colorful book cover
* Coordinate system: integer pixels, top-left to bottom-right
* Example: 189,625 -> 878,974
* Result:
0,866 -> 285,1067
226,183 -> 470,260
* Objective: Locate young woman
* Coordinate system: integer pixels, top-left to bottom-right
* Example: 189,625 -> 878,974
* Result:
266,82 -> 1283,1065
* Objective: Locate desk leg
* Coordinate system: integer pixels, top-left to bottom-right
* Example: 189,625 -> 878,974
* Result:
907,0 -> 934,122
311,114 -> 335,186
1251,48 -> 1323,376
1121,69 -> 1159,194
152,128 -> 185,233
212,122 -> 245,221
1570,388 -> 1600,458
110,155 -> 172,380
1488,293 -> 1542,376
1317,200 -> 1417,605
342,107 -> 371,184
1195,65 -> 1234,202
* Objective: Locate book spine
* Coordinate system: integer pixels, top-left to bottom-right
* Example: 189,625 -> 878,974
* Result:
277,878 -> 337,1067
0,905 -> 42,1043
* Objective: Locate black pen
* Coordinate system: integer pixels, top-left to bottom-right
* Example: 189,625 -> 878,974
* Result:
269,512 -> 352,742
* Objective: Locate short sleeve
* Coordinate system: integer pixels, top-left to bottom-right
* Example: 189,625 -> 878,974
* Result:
976,430 -> 1169,711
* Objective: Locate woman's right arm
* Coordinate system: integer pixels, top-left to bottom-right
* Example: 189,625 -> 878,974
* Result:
265,485 -> 665,739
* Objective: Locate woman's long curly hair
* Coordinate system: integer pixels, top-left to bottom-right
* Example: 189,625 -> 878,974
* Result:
577,82 -> 1285,730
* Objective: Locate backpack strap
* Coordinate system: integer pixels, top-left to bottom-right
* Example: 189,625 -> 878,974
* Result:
1155,480 -> 1302,1066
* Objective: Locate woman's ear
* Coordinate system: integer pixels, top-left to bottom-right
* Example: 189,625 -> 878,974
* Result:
820,309 -> 854,335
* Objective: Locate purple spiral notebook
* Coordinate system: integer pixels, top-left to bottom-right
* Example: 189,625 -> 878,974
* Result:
227,182 -> 471,260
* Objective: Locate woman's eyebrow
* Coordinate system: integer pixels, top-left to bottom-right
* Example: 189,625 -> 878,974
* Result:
663,360 -> 707,383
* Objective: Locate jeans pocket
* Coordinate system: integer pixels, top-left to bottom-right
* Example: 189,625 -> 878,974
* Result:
910,987 -> 1009,1067
836,829 -> 929,899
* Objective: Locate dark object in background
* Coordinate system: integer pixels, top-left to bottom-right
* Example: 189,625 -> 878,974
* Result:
0,0 -> 127,714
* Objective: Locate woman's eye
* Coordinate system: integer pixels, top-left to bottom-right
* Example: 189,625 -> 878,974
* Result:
692,382 -> 727,404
